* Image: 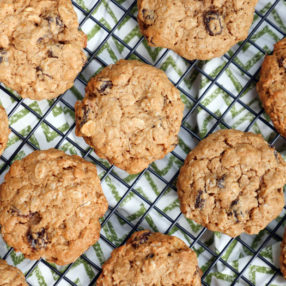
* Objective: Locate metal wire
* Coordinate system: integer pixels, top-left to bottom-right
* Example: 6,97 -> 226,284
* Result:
0,0 -> 285,285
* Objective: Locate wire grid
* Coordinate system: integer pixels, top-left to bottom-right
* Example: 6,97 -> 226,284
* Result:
0,0 -> 285,285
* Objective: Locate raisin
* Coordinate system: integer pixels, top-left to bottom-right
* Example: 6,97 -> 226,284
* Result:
142,9 -> 155,25
278,57 -> 285,68
146,253 -> 154,259
217,175 -> 226,189
131,231 -> 152,248
204,11 -> 223,36
37,37 -> 44,44
44,16 -> 53,23
80,105 -> 90,127
9,207 -> 42,224
233,210 -> 240,222
56,16 -> 64,28
36,66 -> 53,79
36,66 -> 42,72
97,79 -> 113,94
27,228 -> 49,249
227,210 -> 240,222
195,190 -> 205,209
47,50 -> 58,58
44,15 -> 64,31
230,199 -> 239,207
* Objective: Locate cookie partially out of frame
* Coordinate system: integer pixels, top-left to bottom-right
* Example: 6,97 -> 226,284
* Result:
0,106 -> 10,156
75,59 -> 184,174
0,259 -> 27,286
97,230 -> 202,286
137,0 -> 258,60
0,149 -> 108,265
257,38 -> 286,137
280,228 -> 286,279
0,259 -> 28,286
0,0 -> 86,100
177,129 -> 286,237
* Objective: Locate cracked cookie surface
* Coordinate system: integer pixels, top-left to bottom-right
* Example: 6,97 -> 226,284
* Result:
137,0 -> 258,60
0,0 -> 86,100
177,129 -> 286,237
97,230 -> 201,286
0,106 -> 10,156
0,149 -> 108,265
75,59 -> 184,174
257,38 -> 286,137
0,259 -> 27,286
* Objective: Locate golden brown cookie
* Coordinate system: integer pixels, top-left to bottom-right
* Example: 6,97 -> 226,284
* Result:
137,0 -> 258,60
75,59 -> 184,174
0,149 -> 108,265
0,106 -> 10,156
97,230 -> 201,286
257,38 -> 286,137
177,129 -> 286,237
280,228 -> 286,279
0,0 -> 86,100
0,259 -> 27,286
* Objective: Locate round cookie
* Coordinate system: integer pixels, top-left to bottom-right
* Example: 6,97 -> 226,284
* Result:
0,0 -> 86,100
0,106 -> 10,156
137,0 -> 258,60
177,129 -> 286,237
0,259 -> 27,286
75,59 -> 184,174
97,230 -> 201,286
257,38 -> 286,137
0,149 -> 108,265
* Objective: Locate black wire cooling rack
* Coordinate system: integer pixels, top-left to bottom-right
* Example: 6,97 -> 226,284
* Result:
0,0 -> 286,285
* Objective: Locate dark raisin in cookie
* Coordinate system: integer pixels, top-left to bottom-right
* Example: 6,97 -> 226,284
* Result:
137,0 -> 258,60
0,149 -> 108,265
75,59 -> 184,174
0,0 -> 86,100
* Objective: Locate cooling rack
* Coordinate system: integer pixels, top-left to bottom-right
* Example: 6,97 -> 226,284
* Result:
0,0 -> 286,285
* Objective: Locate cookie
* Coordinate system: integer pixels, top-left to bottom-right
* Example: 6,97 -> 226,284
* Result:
97,230 -> 201,286
177,129 -> 286,237
0,106 -> 10,156
137,0 -> 258,60
0,149 -> 108,265
75,59 -> 184,174
0,0 -> 86,100
0,259 -> 27,286
280,228 -> 286,278
257,38 -> 286,137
